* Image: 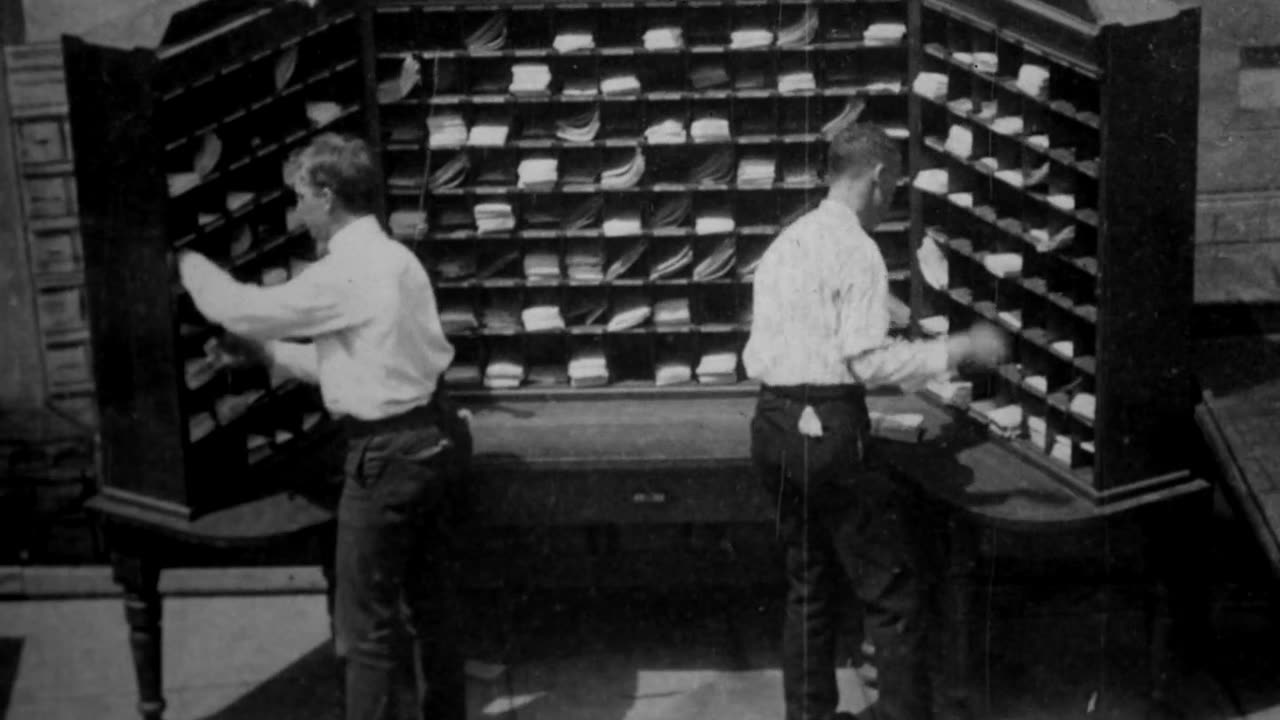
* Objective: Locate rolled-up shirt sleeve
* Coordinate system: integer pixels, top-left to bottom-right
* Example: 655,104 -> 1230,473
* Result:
266,340 -> 320,383
848,338 -> 950,391
836,249 -> 950,390
179,252 -> 364,341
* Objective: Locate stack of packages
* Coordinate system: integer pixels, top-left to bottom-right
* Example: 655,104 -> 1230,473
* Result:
645,116 -> 687,145
569,347 -> 609,387
730,26 -> 773,49
601,149 -> 646,188
601,71 -> 641,95
567,239 -> 605,281
484,354 -> 525,389
474,201 -> 515,234
863,22 -> 906,45
654,297 -> 691,327
689,148 -> 735,184
556,107 -> 600,142
695,207 -> 735,235
1017,63 -> 1050,99
517,155 -> 558,189
523,247 -> 562,281
911,72 -> 949,102
656,354 -> 693,386
693,237 -> 735,281
564,195 -> 604,231
428,113 -> 468,148
778,67 -> 817,94
971,400 -> 1023,440
510,63 -> 552,94
607,293 -> 652,331
603,208 -> 643,237
522,303 -> 566,332
735,155 -> 776,187
650,242 -> 693,280
690,113 -> 731,142
1070,393 -> 1096,422
440,303 -> 479,333
643,25 -> 683,50
689,62 -> 730,90
944,125 -> 974,159
553,29 -> 594,53
467,116 -> 510,147
776,9 -> 819,47
911,168 -> 949,194
649,195 -> 691,230
696,348 -> 739,384
465,12 -> 507,50
428,153 -> 470,191
953,49 -> 997,74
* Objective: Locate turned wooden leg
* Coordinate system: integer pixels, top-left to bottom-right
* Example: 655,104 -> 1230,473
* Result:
113,552 -> 165,720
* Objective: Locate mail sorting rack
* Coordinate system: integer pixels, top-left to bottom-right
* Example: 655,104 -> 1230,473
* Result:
62,0 -> 379,519
906,0 -> 1199,503
374,0 -> 913,393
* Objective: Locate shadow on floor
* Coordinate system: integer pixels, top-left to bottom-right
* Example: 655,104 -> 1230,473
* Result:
0,637 -> 23,719
197,642 -> 343,720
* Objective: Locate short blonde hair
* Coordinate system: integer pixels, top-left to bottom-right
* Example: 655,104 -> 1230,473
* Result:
283,133 -> 379,215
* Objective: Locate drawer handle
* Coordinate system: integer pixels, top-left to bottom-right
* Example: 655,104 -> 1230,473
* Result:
631,491 -> 668,505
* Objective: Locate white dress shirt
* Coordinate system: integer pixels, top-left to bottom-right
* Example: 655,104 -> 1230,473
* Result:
180,215 -> 455,420
743,199 -> 948,389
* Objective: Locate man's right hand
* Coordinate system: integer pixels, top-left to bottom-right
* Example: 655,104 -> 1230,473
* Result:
946,322 -> 1009,369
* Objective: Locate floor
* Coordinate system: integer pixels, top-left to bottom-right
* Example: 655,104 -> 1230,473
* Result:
0,577 -> 1276,720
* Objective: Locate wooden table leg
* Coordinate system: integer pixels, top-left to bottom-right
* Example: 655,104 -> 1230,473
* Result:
112,551 -> 165,720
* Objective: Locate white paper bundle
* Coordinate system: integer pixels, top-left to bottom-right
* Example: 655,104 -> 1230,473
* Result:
644,26 -> 684,50
510,63 -> 552,94
912,72 -> 948,101
730,28 -> 773,49
553,31 -> 594,53
474,202 -> 515,234
484,356 -> 525,389
863,22 -> 906,45
517,156 -> 558,189
521,304 -> 566,332
654,297 -> 691,326
695,210 -> 736,235
428,113 -> 468,148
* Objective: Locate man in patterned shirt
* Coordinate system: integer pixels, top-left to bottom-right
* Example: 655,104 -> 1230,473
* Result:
744,122 -> 1007,720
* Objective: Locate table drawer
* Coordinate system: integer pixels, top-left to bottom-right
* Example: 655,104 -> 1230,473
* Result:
467,462 -> 770,526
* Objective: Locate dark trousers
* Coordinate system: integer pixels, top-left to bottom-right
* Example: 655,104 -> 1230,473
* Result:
334,398 -> 472,720
752,386 -> 931,720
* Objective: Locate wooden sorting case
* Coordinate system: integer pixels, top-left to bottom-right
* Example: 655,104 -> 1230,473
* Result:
906,0 -> 1199,504
63,0 -> 380,519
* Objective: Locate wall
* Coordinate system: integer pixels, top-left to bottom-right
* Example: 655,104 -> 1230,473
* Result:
1193,0 -> 1280,304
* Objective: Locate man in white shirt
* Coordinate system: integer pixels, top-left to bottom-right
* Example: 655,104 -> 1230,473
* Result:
744,123 -> 1006,720
179,134 -> 470,720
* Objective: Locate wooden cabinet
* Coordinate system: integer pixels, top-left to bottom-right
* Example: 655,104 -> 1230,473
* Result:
63,0 -> 378,520
907,0 -> 1199,505
64,0 -> 1201,520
